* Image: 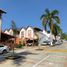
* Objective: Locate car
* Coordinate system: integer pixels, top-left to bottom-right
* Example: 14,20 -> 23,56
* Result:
0,44 -> 9,54
26,39 -> 33,46
54,39 -> 63,45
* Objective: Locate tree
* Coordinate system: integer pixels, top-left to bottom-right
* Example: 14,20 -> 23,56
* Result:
41,9 -> 61,39
52,23 -> 62,40
11,20 -> 18,55
11,20 -> 18,36
61,33 -> 67,40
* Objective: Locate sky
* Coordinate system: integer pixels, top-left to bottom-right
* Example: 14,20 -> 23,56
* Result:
0,0 -> 67,33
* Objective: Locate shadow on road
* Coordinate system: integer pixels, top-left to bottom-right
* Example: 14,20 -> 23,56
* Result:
0,54 -> 7,63
0,51 -> 37,67
12,51 -> 37,66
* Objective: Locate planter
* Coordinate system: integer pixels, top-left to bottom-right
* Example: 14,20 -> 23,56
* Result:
5,54 -> 22,60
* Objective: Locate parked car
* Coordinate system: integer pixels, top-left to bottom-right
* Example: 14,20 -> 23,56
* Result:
26,39 -> 33,46
0,44 -> 9,54
54,39 -> 63,45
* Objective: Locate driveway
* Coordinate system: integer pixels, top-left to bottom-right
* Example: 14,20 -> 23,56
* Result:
0,42 -> 67,67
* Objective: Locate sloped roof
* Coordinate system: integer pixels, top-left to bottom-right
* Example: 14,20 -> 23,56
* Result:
34,27 -> 42,32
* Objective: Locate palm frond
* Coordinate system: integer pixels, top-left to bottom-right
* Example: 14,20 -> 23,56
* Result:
45,8 -> 50,15
53,16 -> 60,24
53,23 -> 62,34
51,10 -> 59,16
40,14 -> 47,19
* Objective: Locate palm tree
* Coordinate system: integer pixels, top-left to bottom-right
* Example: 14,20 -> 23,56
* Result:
41,9 -> 61,39
52,23 -> 62,40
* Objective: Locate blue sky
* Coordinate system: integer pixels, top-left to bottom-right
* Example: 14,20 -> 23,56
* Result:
0,0 -> 67,33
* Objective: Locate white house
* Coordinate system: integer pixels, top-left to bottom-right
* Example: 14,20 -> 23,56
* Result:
8,29 -> 13,36
26,26 -> 34,39
4,29 -> 9,34
19,26 -> 35,39
4,26 -> 38,44
19,28 -> 26,38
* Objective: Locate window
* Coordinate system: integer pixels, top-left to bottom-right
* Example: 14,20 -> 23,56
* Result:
21,31 -> 24,38
28,30 -> 31,37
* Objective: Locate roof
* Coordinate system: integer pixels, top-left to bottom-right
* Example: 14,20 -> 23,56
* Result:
3,26 -> 42,33
0,9 -> 6,14
34,27 -> 42,32
1,32 -> 15,42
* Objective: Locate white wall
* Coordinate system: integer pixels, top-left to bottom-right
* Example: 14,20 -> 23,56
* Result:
4,30 -> 9,34
26,27 -> 34,39
9,29 -> 13,36
19,28 -> 26,38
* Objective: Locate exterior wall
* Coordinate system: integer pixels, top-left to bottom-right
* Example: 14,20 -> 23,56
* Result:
15,37 -> 22,44
19,28 -> 26,38
4,30 -> 9,34
9,29 -> 13,36
19,27 -> 35,39
26,27 -> 34,39
4,27 -> 38,45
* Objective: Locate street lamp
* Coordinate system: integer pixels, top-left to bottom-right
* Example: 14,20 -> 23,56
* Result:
0,9 -> 6,42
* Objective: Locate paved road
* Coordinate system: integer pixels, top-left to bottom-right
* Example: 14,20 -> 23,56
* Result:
0,42 -> 67,67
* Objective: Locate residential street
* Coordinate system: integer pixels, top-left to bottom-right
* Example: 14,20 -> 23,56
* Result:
0,42 -> 67,67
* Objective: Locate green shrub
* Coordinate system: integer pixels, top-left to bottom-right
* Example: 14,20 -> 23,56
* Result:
17,44 -> 24,48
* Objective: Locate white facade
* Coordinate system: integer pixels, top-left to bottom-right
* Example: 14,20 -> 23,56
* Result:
19,28 -> 26,38
26,27 -> 34,39
9,29 -> 13,36
19,26 -> 35,39
4,30 -> 9,34
4,26 -> 37,40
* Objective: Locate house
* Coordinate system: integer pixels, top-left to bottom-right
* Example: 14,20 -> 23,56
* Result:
19,27 -> 26,39
4,29 -> 14,36
8,29 -> 14,36
4,29 -> 9,34
26,26 -> 34,39
19,26 -> 37,39
19,26 -> 37,45
4,26 -> 38,45
0,32 -> 15,49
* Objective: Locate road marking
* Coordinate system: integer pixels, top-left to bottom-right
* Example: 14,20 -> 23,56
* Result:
45,49 -> 67,52
32,55 -> 50,67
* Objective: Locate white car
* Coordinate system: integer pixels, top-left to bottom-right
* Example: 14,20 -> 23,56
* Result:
0,45 -> 9,54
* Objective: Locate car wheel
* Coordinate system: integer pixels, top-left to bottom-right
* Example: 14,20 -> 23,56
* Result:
2,50 -> 7,54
